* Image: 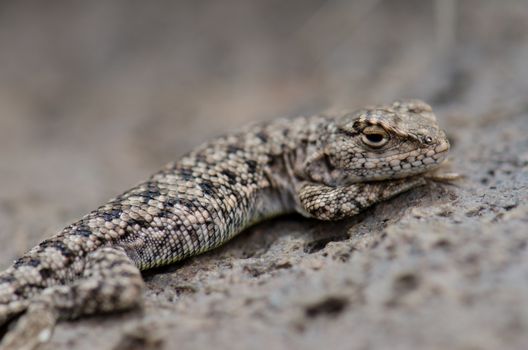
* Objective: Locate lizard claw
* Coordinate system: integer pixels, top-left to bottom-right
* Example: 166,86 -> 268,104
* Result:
0,304 -> 57,350
424,158 -> 463,183
424,171 -> 463,183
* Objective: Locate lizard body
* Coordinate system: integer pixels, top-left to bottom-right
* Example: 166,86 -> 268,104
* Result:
0,99 -> 450,349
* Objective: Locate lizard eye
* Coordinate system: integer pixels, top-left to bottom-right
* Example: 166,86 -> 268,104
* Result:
361,126 -> 389,148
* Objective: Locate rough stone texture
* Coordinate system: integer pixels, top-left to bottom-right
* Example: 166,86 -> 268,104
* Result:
0,1 -> 527,349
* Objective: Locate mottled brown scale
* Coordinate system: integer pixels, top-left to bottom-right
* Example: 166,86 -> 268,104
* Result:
0,99 -> 451,350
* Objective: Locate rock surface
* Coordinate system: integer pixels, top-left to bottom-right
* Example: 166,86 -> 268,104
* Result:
0,1 -> 527,349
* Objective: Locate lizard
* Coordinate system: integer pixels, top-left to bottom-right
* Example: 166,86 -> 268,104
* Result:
0,99 -> 452,349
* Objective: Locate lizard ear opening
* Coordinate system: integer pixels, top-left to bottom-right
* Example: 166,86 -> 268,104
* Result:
303,151 -> 336,186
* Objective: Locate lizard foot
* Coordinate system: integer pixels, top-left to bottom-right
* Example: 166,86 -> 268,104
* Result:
1,303 -> 56,350
0,247 -> 144,350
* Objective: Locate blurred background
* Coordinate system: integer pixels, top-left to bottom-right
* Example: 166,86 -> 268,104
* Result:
2,0 -> 527,257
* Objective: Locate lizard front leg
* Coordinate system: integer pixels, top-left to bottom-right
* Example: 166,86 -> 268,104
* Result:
297,177 -> 427,221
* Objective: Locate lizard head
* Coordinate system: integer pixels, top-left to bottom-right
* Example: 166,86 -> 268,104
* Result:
311,99 -> 450,184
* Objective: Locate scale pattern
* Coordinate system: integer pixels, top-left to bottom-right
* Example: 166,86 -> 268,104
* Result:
0,99 -> 451,350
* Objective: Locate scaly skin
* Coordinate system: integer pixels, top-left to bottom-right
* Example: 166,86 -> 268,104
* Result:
0,99 -> 450,349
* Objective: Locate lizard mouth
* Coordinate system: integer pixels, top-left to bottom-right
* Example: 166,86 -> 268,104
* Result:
381,140 -> 450,179
330,139 -> 450,184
